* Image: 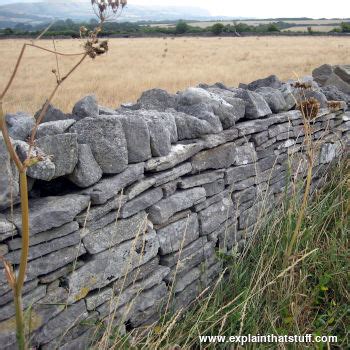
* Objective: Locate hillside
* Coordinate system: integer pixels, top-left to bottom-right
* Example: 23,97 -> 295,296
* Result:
0,0 -> 213,27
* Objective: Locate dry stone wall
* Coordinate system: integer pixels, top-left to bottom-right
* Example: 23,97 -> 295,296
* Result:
0,67 -> 349,349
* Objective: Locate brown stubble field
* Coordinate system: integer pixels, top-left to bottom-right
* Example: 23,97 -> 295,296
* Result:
0,36 -> 349,114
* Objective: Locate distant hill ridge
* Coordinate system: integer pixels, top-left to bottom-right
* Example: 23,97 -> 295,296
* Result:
0,1 -> 216,26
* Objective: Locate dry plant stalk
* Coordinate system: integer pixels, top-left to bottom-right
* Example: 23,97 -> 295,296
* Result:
284,83 -> 320,266
0,1 -> 127,349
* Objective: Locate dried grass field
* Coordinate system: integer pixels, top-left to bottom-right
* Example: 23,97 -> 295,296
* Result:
0,36 -> 349,114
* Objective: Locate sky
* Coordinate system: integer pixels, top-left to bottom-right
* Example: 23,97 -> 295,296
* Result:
0,0 -> 348,19
132,0 -> 349,19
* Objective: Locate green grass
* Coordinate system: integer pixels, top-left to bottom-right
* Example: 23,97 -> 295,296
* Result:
100,159 -> 349,350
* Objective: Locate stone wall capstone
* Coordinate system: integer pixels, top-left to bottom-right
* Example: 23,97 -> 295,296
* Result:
0,66 -> 349,349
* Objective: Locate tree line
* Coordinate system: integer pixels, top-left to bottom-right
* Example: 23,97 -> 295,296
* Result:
1,19 -> 350,37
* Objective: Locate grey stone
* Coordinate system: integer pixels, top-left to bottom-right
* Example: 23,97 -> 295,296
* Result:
0,285 -> 46,322
172,279 -> 200,311
176,103 -> 222,135
312,64 -> 333,85
128,283 -> 168,327
15,140 -> 56,181
200,128 -> 240,149
120,188 -> 163,218
0,214 -> 16,242
0,288 -> 68,349
5,112 -> 35,141
334,65 -> 350,84
173,266 -> 201,293
321,85 -> 350,104
36,133 -> 78,178
178,170 -> 224,189
236,119 -> 268,136
85,258 -> 161,310
279,84 -> 297,110
191,142 -> 237,172
203,178 -> 225,197
72,95 -> 99,120
26,243 -> 86,280
125,177 -> 156,200
174,110 -> 216,140
0,244 -> 8,256
131,109 -> 178,143
113,257 -> 161,294
35,119 -> 76,138
68,144 -> 102,188
0,279 -> 38,306
8,194 -> 90,235
86,163 -> 144,204
251,131 -> 269,146
246,74 -> 282,90
70,116 -> 128,174
230,177 -> 256,191
232,89 -> 272,119
35,103 -> 68,122
79,212 -> 119,237
176,87 -> 213,106
152,162 -> 192,186
266,110 -> 302,125
239,201 -> 273,229
206,89 -> 246,118
141,112 -> 172,157
0,135 -> 19,211
210,219 -> 237,252
83,211 -> 148,254
116,113 -> 152,162
98,105 -> 117,115
148,188 -> 206,225
324,73 -> 350,95
161,236 -> 208,268
225,163 -> 257,185
44,326 -> 96,350
256,137 -> 277,151
269,122 -> 293,138
199,198 -> 234,235
5,231 -> 81,264
201,261 -> 222,285
161,180 -> 178,198
256,87 -> 287,113
194,189 -> 231,212
294,90 -> 328,108
97,267 -> 169,319
39,261 -> 85,284
67,232 -> 159,303
157,213 -> 199,255
320,142 -> 341,164
259,154 -> 281,171
33,300 -> 88,345
211,99 -> 245,129
313,65 -> 350,95
136,88 -> 176,111
234,143 -> 257,165
76,195 -> 126,226
165,241 -> 214,281
177,87 -> 243,128
145,143 -> 203,172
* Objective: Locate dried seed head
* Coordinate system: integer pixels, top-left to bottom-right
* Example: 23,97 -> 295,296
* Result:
292,82 -> 312,90
297,98 -> 320,120
327,100 -> 342,112
92,0 -> 127,15
84,39 -> 109,59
